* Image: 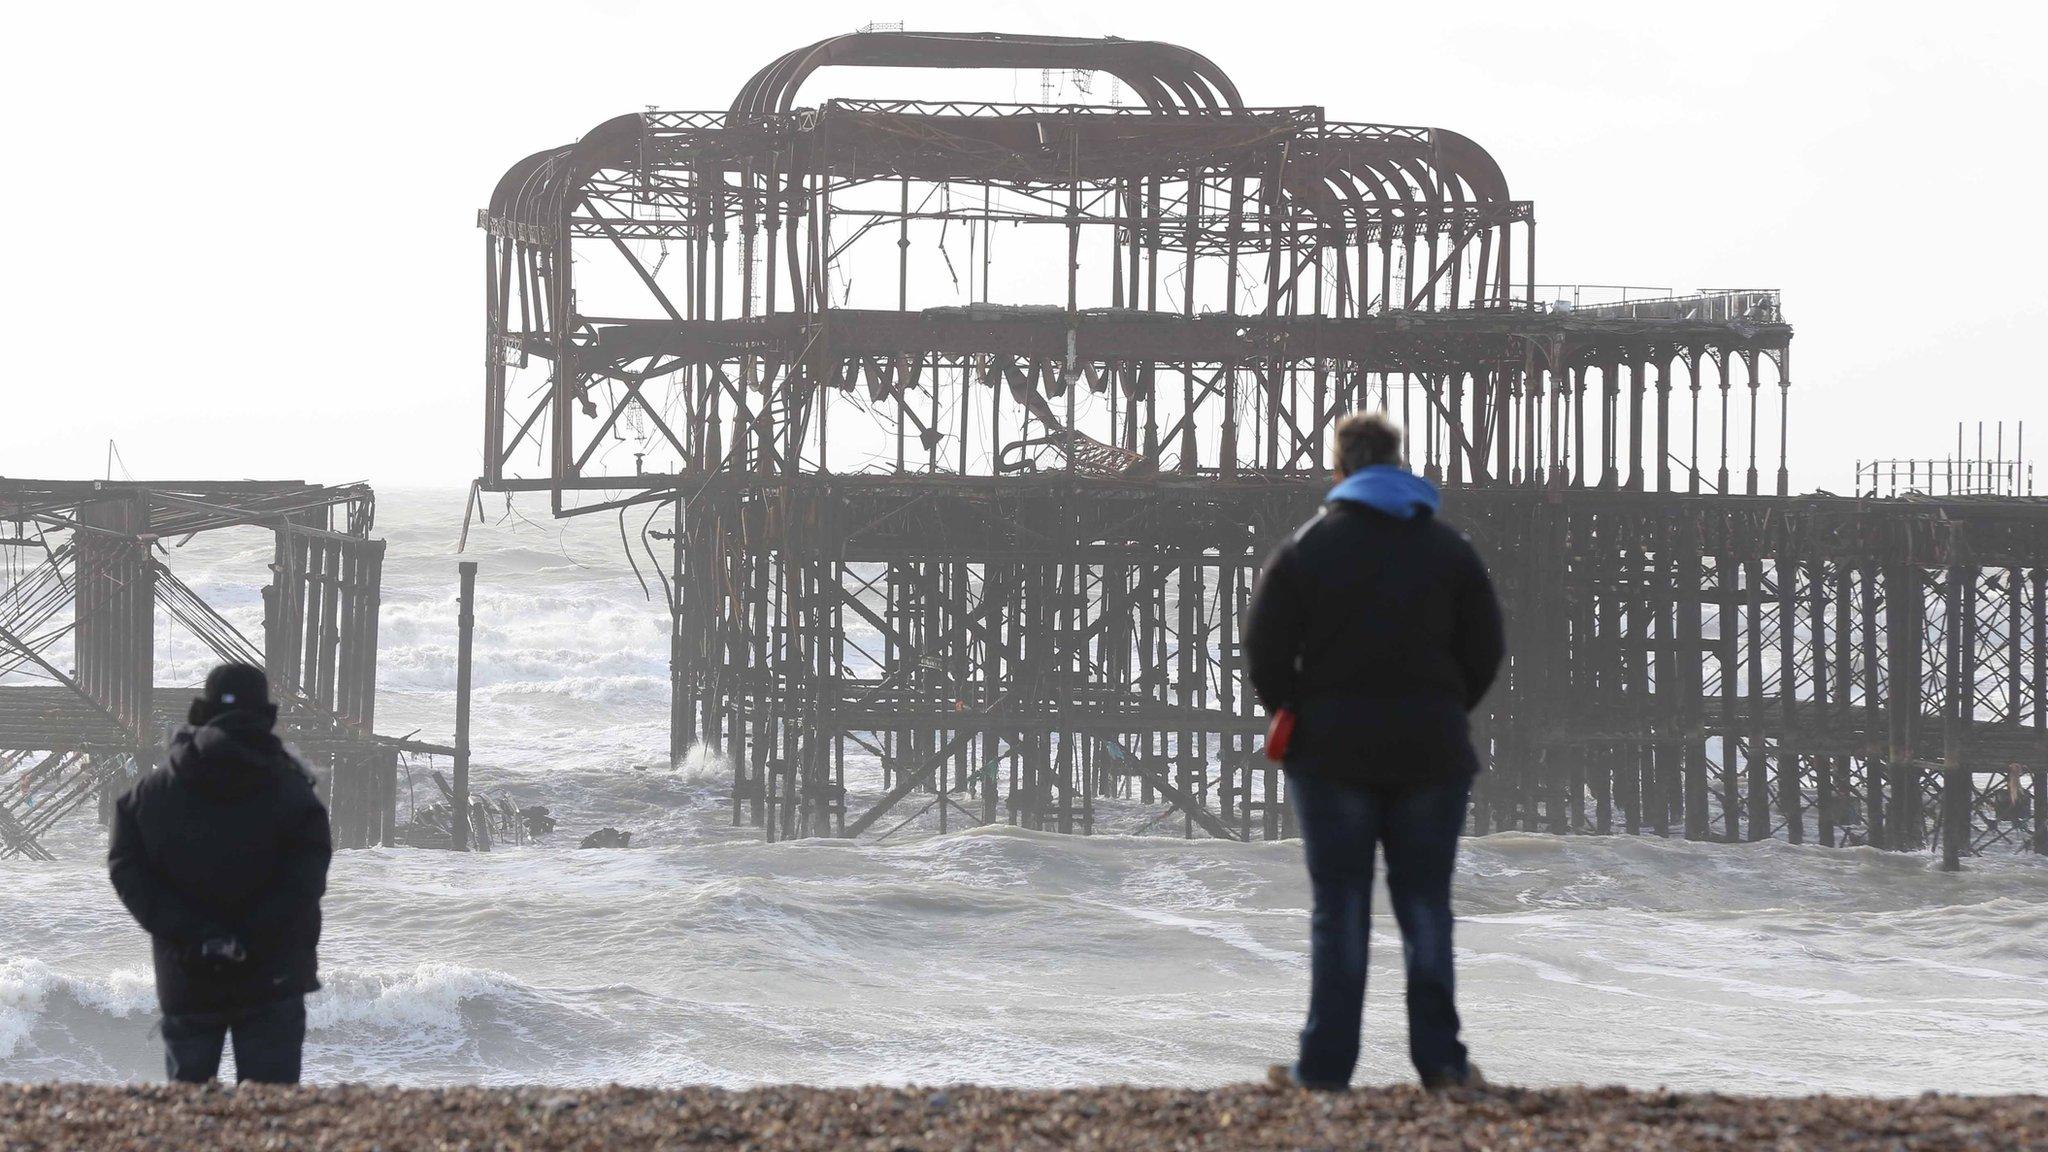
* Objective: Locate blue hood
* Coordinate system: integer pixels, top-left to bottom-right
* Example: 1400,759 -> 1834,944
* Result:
1326,466 -> 1440,520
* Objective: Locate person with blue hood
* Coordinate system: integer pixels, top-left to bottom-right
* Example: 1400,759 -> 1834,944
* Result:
108,662 -> 330,1084
1246,412 -> 1504,1093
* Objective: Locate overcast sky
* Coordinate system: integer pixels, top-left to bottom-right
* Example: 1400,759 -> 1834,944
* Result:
5,0 -> 2040,494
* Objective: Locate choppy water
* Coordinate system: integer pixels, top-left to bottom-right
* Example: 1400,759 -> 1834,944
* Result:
3,489 -> 2045,1093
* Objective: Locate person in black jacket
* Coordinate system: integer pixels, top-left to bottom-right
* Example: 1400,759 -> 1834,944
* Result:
108,662 -> 331,1084
1245,412 -> 1505,1092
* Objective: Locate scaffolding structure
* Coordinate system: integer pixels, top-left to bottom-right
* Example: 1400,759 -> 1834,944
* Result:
475,31 -> 2043,860
0,481 -> 449,858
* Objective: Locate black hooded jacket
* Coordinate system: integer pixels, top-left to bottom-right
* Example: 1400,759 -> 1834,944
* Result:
108,710 -> 331,1014
1244,496 -> 1506,790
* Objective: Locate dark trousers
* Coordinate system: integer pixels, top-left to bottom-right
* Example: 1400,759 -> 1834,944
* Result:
1285,771 -> 1472,1088
161,995 -> 307,1084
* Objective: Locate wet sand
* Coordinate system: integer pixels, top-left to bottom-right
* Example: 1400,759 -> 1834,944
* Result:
3,1080 -> 2043,1151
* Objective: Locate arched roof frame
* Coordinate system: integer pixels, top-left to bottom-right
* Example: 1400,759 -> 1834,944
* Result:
730,31 -> 1244,117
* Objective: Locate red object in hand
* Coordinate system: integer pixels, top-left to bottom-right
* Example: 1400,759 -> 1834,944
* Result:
1264,708 -> 1296,762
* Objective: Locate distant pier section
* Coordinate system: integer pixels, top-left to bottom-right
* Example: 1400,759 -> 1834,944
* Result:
0,481 -> 452,857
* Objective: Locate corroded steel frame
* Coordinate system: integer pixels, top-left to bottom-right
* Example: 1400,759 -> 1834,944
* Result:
474,32 -> 2039,859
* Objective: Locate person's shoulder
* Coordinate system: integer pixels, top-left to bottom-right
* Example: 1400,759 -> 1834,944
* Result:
120,762 -> 176,802
1299,502 -> 1395,553
250,743 -> 317,804
1289,506 -> 1331,543
1420,516 -> 1488,564
274,737 -> 329,803
1423,516 -> 1478,546
275,745 -> 318,788
111,764 -> 179,828
1267,508 -> 1329,562
139,727 -> 202,794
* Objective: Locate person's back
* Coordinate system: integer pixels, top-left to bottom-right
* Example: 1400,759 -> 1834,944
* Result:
1249,485 -> 1500,791
109,662 -> 331,1084
1245,412 -> 1504,1092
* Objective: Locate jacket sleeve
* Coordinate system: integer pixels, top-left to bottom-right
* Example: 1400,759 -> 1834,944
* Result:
1455,541 -> 1507,711
238,785 -> 332,949
1245,541 -> 1307,712
107,790 -> 224,949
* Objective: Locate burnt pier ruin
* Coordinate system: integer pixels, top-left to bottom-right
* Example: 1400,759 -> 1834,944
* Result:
476,31 -> 2045,863
0,481 -> 453,857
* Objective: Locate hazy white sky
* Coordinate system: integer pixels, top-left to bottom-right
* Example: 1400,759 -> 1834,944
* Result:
5,0 -> 2041,493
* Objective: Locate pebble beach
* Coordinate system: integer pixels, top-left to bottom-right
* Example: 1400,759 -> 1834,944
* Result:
4,1081 -> 2044,1151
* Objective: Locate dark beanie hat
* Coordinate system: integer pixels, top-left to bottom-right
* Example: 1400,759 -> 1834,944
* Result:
202,662 -> 272,712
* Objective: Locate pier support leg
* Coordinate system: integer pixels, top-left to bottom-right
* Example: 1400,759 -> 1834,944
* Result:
453,560 -> 476,852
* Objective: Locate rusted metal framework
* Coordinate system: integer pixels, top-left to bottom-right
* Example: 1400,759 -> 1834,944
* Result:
476,31 -> 2041,860
0,481 -> 442,858
1858,421 -> 2031,498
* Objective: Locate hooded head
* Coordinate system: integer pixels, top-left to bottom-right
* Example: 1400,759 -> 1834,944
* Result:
170,663 -> 286,799
187,662 -> 278,729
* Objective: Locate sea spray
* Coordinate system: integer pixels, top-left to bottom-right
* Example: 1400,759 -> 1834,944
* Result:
674,743 -> 733,786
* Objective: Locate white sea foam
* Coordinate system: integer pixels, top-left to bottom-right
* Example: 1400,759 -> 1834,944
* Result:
0,960 -> 155,1062
475,674 -> 671,705
308,964 -> 529,1032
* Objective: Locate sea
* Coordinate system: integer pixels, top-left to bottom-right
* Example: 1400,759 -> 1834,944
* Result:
3,488 -> 2044,1092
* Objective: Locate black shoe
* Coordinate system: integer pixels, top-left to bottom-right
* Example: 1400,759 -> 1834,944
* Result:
1424,1060 -> 1486,1093
1268,1063 -> 1348,1093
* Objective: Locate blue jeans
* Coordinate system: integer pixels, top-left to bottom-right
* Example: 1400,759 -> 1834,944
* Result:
1286,771 -> 1472,1088
161,995 -> 306,1084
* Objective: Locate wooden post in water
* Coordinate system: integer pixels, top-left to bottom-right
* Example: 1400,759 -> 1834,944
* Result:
453,560 -> 477,852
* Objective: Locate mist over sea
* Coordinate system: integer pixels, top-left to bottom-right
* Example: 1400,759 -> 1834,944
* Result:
4,489 -> 2044,1093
